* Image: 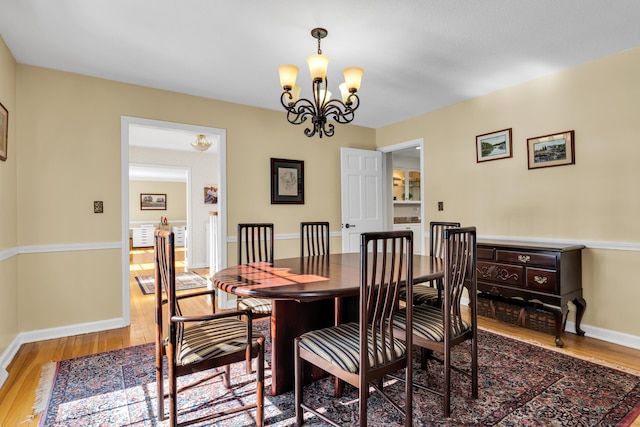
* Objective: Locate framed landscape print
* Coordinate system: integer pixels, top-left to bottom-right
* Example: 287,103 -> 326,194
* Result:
527,130 -> 575,170
270,158 -> 304,204
476,128 -> 512,162
140,193 -> 167,210
0,101 -> 7,161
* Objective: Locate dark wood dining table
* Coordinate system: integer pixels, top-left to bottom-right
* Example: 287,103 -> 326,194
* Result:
212,252 -> 444,395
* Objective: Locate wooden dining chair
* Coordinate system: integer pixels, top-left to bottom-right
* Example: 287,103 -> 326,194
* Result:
300,221 -> 330,256
393,226 -> 478,417
236,223 -> 274,321
294,230 -> 414,427
401,221 -> 461,307
301,221 -> 346,395
154,230 -> 265,427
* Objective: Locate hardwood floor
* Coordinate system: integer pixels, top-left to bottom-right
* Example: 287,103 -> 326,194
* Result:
1,247 -> 639,426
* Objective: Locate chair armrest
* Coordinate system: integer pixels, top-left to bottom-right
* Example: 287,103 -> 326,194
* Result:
174,288 -> 217,300
171,308 -> 253,324
160,288 -> 217,305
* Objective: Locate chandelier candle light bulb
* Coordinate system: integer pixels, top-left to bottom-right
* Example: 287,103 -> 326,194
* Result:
278,27 -> 363,138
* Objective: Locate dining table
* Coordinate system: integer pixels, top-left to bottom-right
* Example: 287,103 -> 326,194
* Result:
212,252 -> 444,396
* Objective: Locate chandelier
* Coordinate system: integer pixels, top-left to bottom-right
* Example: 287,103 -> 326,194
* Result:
278,28 -> 363,138
191,134 -> 212,152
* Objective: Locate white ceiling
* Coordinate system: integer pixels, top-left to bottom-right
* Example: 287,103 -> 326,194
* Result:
1,1 -> 639,130
129,124 -> 218,154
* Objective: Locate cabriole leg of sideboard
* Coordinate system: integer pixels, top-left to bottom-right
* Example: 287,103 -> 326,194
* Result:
553,305 -> 569,347
573,297 -> 587,336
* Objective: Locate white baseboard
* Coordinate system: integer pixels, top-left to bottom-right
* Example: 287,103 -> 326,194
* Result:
567,321 -> 640,350
0,368 -> 7,390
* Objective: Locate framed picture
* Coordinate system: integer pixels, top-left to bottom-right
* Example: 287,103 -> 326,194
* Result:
204,185 -> 218,204
140,193 -> 167,210
527,130 -> 575,170
0,101 -> 8,161
476,128 -> 512,162
270,158 -> 304,204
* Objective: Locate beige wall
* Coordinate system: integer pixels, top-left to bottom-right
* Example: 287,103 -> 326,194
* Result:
129,180 -> 187,225
376,47 -> 640,336
10,64 -> 375,344
0,37 -> 18,356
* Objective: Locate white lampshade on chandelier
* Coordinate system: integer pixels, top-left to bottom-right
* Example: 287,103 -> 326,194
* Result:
278,28 -> 363,138
191,134 -> 212,152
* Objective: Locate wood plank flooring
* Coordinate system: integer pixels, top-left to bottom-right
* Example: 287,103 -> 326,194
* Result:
0,247 -> 638,426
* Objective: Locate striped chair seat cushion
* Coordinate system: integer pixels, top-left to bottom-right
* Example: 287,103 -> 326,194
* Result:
298,322 -> 406,374
399,283 -> 441,305
175,317 -> 263,365
238,297 -> 272,314
393,305 -> 471,342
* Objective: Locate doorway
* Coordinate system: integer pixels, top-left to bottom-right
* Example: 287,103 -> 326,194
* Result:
120,116 -> 227,325
379,138 -> 425,254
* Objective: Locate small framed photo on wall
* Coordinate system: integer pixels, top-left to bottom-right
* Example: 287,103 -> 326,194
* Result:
0,101 -> 8,161
140,193 -> 167,210
204,185 -> 218,204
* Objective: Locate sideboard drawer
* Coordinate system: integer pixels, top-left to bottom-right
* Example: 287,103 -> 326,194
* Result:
496,250 -> 556,267
526,268 -> 557,293
477,261 -> 523,287
477,247 -> 495,260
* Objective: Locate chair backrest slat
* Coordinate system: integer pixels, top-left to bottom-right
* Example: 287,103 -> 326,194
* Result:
237,223 -> 274,265
300,221 -> 330,256
360,230 -> 413,370
443,226 -> 477,336
154,230 -> 182,340
430,221 -> 461,259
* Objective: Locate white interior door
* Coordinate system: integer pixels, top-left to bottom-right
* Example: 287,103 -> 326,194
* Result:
340,147 -> 384,252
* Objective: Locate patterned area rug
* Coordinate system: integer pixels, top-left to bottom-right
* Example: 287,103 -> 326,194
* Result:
134,271 -> 207,295
36,321 -> 640,426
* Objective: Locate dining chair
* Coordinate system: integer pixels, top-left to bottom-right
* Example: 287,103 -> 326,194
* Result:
236,223 -> 274,321
301,221 -> 346,396
154,230 -> 265,427
401,221 -> 461,307
294,230 -> 414,427
393,226 -> 478,417
300,221 -> 330,256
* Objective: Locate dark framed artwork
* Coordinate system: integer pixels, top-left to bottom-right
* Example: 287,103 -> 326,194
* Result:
527,130 -> 575,170
0,101 -> 7,161
270,158 -> 304,204
476,128 -> 512,162
140,193 -> 167,210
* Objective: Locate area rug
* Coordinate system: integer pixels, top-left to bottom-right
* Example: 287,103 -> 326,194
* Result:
134,271 -> 207,295
36,321 -> 640,426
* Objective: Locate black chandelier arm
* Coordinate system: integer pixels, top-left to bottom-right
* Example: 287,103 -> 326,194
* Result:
304,120 -> 334,138
281,94 -> 317,125
322,101 -> 356,124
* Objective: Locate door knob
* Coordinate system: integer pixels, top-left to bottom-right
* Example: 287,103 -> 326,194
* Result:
344,224 -> 356,229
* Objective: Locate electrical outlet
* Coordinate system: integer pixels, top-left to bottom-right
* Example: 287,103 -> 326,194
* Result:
438,201 -> 444,211
94,201 -> 104,213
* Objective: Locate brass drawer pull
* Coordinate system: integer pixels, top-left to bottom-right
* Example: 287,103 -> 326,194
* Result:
518,255 -> 531,263
534,275 -> 548,284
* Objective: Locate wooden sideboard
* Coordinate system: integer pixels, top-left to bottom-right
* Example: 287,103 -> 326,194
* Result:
476,240 -> 586,347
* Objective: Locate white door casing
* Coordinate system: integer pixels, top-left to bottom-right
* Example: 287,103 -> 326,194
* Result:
340,148 -> 385,252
